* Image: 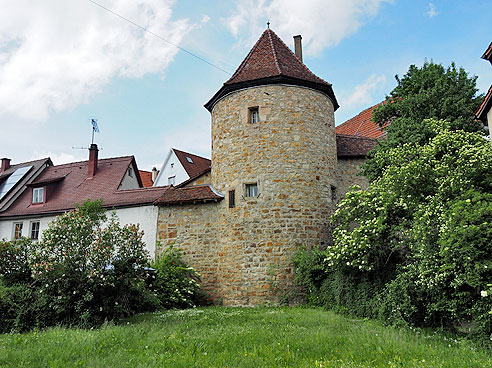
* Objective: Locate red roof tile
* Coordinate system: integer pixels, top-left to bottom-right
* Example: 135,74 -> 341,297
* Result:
155,185 -> 223,206
139,170 -> 153,188
225,29 -> 330,87
205,29 -> 338,112
0,156 -> 169,218
172,149 -> 211,180
476,85 -> 492,121
336,134 -> 377,157
335,102 -> 387,139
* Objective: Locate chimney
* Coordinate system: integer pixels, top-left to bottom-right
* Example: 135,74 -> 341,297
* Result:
294,35 -> 303,62
1,158 -> 11,173
88,144 -> 98,179
152,167 -> 159,182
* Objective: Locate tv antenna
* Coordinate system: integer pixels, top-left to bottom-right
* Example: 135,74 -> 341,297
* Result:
91,118 -> 100,144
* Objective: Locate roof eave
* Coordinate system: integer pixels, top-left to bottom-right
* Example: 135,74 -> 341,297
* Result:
204,75 -> 339,112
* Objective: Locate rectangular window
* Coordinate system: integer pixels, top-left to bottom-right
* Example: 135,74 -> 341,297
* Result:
249,107 -> 259,124
13,222 -> 23,240
32,187 -> 44,204
128,167 -> 133,177
168,176 -> 176,185
30,221 -> 40,240
229,189 -> 235,208
245,183 -> 258,197
331,185 -> 337,202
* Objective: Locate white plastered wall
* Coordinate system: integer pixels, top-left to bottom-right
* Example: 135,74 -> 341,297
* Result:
153,150 -> 189,187
0,205 -> 159,258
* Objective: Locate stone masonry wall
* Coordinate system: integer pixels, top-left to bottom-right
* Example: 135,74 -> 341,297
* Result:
156,86 -> 370,306
336,157 -> 369,198
209,85 -> 337,305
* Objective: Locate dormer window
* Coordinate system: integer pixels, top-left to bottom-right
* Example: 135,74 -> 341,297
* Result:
249,107 -> 259,124
32,187 -> 44,204
186,156 -> 194,164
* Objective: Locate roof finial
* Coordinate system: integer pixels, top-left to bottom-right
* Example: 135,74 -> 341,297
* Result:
267,21 -> 270,29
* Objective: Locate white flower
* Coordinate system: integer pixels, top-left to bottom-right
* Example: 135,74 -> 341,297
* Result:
481,290 -> 488,297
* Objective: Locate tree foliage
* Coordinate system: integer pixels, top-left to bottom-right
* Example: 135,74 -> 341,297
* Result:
295,121 -> 492,340
363,62 -> 484,181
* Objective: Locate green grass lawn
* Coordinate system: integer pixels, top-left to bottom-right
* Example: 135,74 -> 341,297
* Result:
0,307 -> 490,367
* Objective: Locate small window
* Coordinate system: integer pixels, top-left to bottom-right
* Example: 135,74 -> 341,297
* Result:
128,167 -> 133,177
249,107 -> 259,124
32,187 -> 44,204
186,156 -> 194,164
168,176 -> 176,185
245,183 -> 258,197
30,221 -> 40,240
331,185 -> 337,202
171,163 -> 174,168
229,190 -> 235,208
13,222 -> 23,240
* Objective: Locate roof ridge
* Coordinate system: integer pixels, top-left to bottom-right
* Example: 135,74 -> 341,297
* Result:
267,29 -> 283,75
269,29 -> 331,86
49,155 -> 134,169
225,29 -> 269,84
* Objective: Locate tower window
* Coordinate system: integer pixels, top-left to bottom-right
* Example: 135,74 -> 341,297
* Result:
128,167 -> 133,177
331,185 -> 337,202
245,183 -> 258,197
229,189 -> 235,208
249,107 -> 259,124
32,187 -> 44,204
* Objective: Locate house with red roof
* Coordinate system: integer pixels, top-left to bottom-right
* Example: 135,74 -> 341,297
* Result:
476,42 -> 492,141
153,148 -> 211,187
0,144 -> 169,256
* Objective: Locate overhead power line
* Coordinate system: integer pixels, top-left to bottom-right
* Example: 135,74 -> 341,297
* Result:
87,0 -> 231,75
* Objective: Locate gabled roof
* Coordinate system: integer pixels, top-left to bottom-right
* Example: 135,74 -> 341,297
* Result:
336,134 -> 377,157
172,149 -> 211,180
205,28 -> 338,112
0,158 -> 52,212
482,42 -> 492,64
335,102 -> 387,139
476,85 -> 492,122
155,185 -> 223,206
0,156 -> 168,218
139,170 -> 153,188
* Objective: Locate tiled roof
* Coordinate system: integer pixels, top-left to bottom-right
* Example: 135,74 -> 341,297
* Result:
335,102 -> 387,139
476,85 -> 492,122
225,29 -> 330,87
0,158 -> 52,212
336,134 -> 377,157
155,185 -> 223,206
172,149 -> 211,180
482,42 -> 492,63
139,170 -> 153,188
205,28 -> 338,112
0,156 -> 169,218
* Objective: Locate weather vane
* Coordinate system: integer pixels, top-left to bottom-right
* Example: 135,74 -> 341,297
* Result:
91,118 -> 100,145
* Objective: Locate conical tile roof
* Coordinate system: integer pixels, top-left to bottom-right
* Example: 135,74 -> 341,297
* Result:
205,29 -> 338,112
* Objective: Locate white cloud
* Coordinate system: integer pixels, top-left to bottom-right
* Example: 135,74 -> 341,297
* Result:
224,0 -> 392,55
427,2 -> 439,18
0,0 -> 190,121
341,74 -> 386,109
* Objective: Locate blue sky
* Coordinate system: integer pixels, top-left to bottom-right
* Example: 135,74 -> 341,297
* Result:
1,0 -> 490,171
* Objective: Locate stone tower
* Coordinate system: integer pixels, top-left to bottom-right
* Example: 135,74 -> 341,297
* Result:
204,29 -> 339,305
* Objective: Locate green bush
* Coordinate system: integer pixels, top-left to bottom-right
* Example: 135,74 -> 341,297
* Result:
0,200 -> 162,331
151,244 -> 202,309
